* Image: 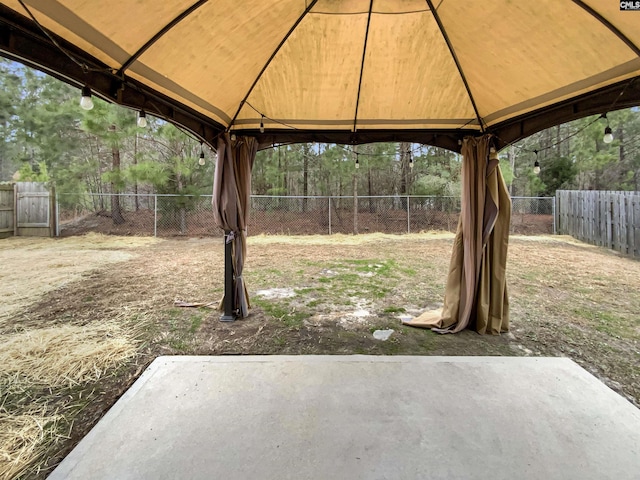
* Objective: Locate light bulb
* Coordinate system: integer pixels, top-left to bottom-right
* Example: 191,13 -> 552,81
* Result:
603,126 -> 614,144
533,160 -> 540,175
80,85 -> 94,110
230,133 -> 237,141
199,152 -> 205,165
409,159 -> 414,170
137,110 -> 147,128
259,116 -> 265,134
355,158 -> 359,169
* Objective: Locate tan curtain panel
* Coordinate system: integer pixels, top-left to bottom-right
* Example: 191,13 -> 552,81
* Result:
213,134 -> 258,318
404,134 -> 511,334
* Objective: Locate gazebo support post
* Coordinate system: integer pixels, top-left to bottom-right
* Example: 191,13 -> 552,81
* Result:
220,230 -> 236,322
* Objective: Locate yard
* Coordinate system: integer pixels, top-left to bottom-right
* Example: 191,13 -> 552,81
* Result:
1,232 -> 639,479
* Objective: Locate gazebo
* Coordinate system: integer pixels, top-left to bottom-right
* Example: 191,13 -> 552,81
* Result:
1,0 -> 639,331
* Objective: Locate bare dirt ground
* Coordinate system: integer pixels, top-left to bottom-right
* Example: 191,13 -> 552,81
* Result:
1,232 -> 638,479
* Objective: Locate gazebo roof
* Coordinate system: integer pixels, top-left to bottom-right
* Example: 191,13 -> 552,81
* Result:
1,0 -> 639,150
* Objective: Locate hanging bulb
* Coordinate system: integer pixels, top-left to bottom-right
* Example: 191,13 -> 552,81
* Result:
533,160 -> 541,175
409,158 -> 414,170
259,115 -> 265,134
80,85 -> 94,110
355,156 -> 360,169
137,110 -> 147,128
199,143 -> 205,165
603,126 -> 614,144
230,133 -> 237,141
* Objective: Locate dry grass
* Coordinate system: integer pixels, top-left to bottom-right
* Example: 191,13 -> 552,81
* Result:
248,231 -> 454,246
0,321 -> 138,389
0,233 -> 158,323
0,316 -> 140,478
0,408 -> 64,480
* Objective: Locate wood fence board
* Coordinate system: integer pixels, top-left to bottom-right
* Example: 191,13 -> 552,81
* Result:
556,190 -> 639,258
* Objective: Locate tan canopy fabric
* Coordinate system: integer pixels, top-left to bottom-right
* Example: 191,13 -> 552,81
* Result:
213,134 -> 258,318
404,134 -> 510,334
1,1 -> 639,149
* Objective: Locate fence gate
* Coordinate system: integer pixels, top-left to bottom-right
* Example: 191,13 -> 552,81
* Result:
15,182 -> 56,237
0,184 -> 14,239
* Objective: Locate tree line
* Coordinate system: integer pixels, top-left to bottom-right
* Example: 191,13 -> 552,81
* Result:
1,59 -> 638,224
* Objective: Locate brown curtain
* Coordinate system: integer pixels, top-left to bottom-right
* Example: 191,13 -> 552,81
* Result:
404,134 -> 511,334
212,133 -> 258,318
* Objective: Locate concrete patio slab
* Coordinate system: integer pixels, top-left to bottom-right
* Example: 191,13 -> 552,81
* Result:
50,356 -> 640,480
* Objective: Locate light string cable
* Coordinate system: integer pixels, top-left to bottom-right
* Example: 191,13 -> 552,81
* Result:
500,77 -> 638,156
244,101 -> 430,158
17,0 -> 114,75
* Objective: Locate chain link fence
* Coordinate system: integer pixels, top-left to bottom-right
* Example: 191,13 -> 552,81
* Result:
57,193 -> 554,237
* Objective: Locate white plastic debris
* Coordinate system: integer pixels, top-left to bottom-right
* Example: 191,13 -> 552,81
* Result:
373,329 -> 394,341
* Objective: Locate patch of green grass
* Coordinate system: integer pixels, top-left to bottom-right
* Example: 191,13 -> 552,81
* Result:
168,337 -> 189,351
370,286 -> 390,298
517,271 -> 539,282
295,287 -> 315,295
398,267 -> 417,276
252,298 -> 310,329
383,306 -> 406,314
157,309 -> 206,352
376,338 -> 402,354
189,314 -> 203,334
573,307 -> 633,337
334,272 -> 360,283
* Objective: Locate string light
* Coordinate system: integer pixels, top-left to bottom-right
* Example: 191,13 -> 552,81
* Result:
80,85 -> 94,110
260,115 -> 265,134
602,113 -> 614,144
137,110 -> 147,128
409,157 -> 414,169
199,143 -> 205,165
355,155 -> 359,169
533,150 -> 540,175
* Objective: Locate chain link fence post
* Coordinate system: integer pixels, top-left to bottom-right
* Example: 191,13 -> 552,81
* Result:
406,195 -> 410,233
153,194 -> 157,237
328,196 -> 332,235
55,190 -> 60,237
552,196 -> 557,234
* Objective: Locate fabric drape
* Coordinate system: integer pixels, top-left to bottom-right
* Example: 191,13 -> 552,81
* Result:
213,134 -> 258,318
404,134 -> 511,334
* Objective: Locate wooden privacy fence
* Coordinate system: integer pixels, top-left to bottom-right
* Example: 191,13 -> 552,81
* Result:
0,182 -> 56,238
555,190 -> 640,258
